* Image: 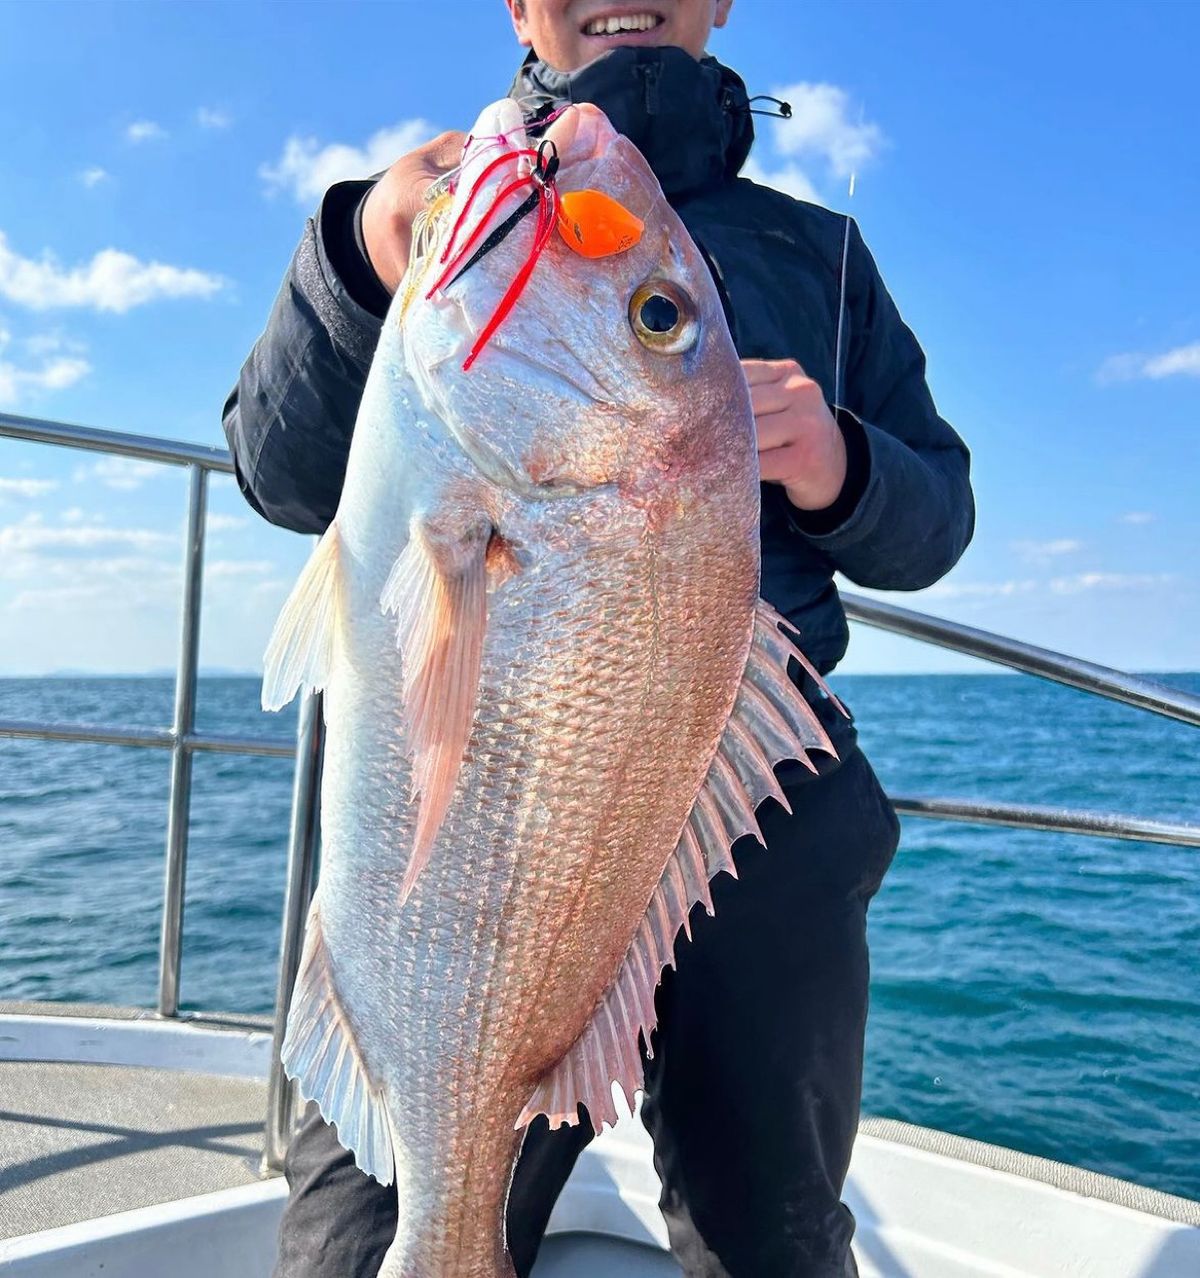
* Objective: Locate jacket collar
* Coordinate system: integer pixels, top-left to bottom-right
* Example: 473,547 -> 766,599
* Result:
509,47 -> 754,200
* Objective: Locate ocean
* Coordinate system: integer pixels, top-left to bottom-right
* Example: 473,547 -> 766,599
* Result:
1,672 -> 1197,1201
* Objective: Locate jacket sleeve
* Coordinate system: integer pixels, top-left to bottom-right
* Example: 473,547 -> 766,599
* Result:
221,179 -> 385,534
790,220 -> 975,591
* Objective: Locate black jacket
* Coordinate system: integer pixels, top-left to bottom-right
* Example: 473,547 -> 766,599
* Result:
224,50 -> 974,675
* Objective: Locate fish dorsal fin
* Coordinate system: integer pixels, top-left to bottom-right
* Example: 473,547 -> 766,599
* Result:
382,519 -> 490,904
262,523 -> 343,712
517,599 -> 841,1133
281,903 -> 395,1184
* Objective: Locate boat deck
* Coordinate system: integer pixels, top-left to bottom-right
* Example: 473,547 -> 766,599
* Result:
0,1060 -> 265,1239
0,1002 -> 681,1275
0,1051 -> 674,1273
4,1002 -> 1199,1278
0,1002 -> 269,1241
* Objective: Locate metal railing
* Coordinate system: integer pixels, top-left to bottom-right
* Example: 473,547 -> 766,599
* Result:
0,411 -> 315,1030
2,412 -> 1198,1176
841,592 -> 1200,729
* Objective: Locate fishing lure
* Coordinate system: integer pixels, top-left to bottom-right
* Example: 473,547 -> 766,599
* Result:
425,135 -> 644,370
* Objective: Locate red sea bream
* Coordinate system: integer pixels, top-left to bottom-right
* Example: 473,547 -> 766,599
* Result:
263,99 -> 837,1278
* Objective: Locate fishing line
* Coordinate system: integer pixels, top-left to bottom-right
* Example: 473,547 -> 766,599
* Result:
523,104 -> 571,135
833,173 -> 856,412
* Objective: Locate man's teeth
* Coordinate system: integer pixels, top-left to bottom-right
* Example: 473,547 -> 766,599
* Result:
584,13 -> 661,35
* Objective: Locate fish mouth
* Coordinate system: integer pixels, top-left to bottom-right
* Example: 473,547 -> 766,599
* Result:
579,6 -> 667,42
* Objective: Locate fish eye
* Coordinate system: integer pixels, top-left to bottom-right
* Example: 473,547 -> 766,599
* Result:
629,280 -> 700,355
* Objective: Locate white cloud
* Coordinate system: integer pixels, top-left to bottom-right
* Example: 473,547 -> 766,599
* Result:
261,118 -> 438,203
0,231 -> 224,313
740,157 -> 822,205
75,457 -> 165,491
9,556 -> 178,612
10,583 -> 109,612
1011,537 -> 1083,562
0,328 -> 90,407
126,120 -> 167,144
1097,340 -> 1200,384
925,571 -> 1172,601
1144,344 -> 1200,378
770,83 -> 886,177
33,358 -> 87,389
1047,571 -> 1173,595
0,340 -> 90,407
745,83 -> 884,205
0,477 -> 59,498
79,167 -> 110,189
206,513 -> 248,533
1119,511 -> 1154,525
0,515 -> 173,558
205,559 -> 274,579
196,106 -> 232,130
924,578 -> 1038,600
24,331 -> 83,357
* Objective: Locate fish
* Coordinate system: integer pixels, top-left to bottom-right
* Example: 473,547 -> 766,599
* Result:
263,98 -> 838,1278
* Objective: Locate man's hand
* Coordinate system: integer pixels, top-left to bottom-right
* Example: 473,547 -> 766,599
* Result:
743,358 -> 848,512
361,131 -> 468,295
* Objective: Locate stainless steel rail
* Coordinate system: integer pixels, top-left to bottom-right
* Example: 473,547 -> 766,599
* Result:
263,693 -> 324,1173
0,410 -> 234,473
158,466 -> 207,1016
0,413 -> 301,1027
841,591 -> 1200,728
0,718 -> 293,757
2,413 -> 1197,1177
893,797 -> 1200,849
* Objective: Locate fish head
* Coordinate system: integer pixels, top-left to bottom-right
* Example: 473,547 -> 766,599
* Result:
399,100 -> 756,514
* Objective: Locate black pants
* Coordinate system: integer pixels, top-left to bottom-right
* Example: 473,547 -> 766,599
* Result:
273,725 -> 899,1278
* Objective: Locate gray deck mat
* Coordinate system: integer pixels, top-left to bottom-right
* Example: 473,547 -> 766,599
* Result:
0,1056 -> 681,1272
0,1060 -> 268,1239
533,1235 -> 679,1275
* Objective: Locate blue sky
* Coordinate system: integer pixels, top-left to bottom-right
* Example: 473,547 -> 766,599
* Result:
0,0 -> 1196,676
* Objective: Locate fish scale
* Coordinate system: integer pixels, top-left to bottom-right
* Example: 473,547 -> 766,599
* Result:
264,100 -> 838,1276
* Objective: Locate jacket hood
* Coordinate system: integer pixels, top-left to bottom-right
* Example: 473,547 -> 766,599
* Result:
510,47 -> 755,200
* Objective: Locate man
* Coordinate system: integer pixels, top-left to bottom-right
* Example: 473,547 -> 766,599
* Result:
225,3 -> 974,1274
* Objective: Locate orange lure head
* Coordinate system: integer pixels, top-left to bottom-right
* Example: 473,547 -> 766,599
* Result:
556,188 -> 644,259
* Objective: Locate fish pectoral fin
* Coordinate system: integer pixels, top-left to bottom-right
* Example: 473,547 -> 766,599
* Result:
262,522 -> 343,712
381,518 -> 491,904
281,902 -> 394,1185
517,600 -> 841,1136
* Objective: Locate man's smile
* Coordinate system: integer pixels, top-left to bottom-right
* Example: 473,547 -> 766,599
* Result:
580,8 -> 667,41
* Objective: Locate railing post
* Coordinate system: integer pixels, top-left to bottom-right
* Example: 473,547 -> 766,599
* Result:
263,690 -> 324,1173
157,464 -> 208,1017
